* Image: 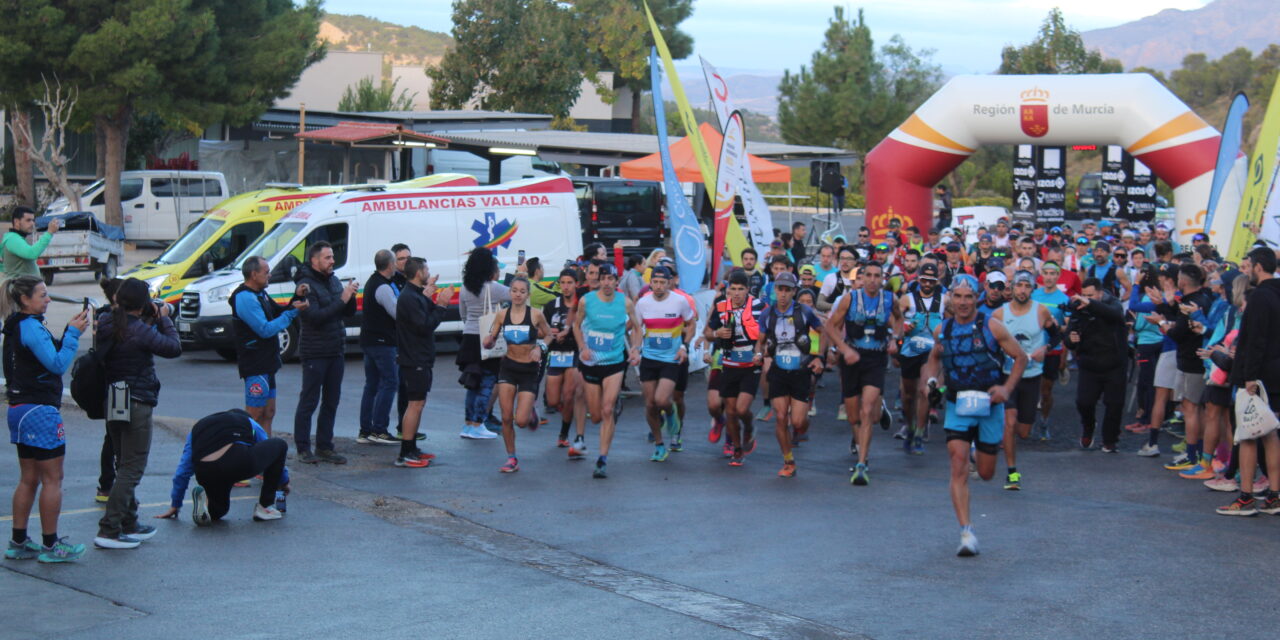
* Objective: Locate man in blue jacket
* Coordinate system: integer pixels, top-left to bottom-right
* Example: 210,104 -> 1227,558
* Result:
229,256 -> 307,435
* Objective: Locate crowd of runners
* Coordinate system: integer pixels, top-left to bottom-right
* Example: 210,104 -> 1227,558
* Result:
7,211 -> 1280,562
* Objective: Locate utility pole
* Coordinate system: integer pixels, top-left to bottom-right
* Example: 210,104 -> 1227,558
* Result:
297,103 -> 306,185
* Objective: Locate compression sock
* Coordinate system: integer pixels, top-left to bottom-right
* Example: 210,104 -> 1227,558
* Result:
12,528 -> 26,545
1187,442 -> 1202,462
400,439 -> 415,456
597,455 -> 607,465
559,421 -> 570,439
1008,466 -> 1017,474
41,533 -> 56,548
783,451 -> 794,463
1147,427 -> 1160,446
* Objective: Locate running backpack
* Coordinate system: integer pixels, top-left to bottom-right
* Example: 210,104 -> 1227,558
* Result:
70,340 -> 110,420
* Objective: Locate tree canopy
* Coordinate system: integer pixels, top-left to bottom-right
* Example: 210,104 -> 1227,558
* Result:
339,76 -> 418,112
997,8 -> 1122,75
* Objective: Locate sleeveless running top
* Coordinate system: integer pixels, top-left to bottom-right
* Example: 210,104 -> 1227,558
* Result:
999,302 -> 1044,377
901,291 -> 944,358
501,305 -> 534,346
544,295 -> 577,352
940,317 -> 1004,401
581,290 -> 628,365
844,288 -> 894,351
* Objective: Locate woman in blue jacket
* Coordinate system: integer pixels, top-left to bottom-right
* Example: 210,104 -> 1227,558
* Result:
3,275 -> 89,563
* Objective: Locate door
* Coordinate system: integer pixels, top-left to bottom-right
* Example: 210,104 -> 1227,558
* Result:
93,178 -> 146,239
178,178 -> 224,232
148,176 -> 181,241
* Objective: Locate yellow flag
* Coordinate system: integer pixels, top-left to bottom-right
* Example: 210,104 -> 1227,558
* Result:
643,2 -> 750,268
1231,73 -> 1280,260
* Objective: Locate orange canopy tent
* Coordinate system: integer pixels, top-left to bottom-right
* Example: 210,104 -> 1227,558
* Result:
619,122 -> 791,183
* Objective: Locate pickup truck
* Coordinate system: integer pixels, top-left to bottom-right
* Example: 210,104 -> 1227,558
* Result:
33,212 -> 125,284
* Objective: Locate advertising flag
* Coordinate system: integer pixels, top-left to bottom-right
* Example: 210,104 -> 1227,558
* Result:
711,112 -> 746,284
1232,73 -> 1280,259
1203,92 -> 1249,235
650,48 -> 706,289
700,56 -> 773,259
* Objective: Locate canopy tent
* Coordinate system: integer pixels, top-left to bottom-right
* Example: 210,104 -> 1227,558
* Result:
619,122 -> 791,183
296,121 -> 450,183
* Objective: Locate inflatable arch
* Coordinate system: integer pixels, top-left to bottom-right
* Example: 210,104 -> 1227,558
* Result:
865,74 -> 1230,245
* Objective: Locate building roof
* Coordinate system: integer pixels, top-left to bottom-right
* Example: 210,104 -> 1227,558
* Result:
295,121 -> 449,146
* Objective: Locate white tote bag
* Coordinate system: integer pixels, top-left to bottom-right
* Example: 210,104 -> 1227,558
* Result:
1234,382 -> 1280,444
478,284 -> 508,360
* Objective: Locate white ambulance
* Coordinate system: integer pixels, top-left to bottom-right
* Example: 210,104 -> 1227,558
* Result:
177,176 -> 582,359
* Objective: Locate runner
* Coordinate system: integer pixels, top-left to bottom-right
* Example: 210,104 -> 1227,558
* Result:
896,262 -> 947,455
922,274 -> 1027,556
543,268 -> 582,450
635,267 -> 695,462
573,264 -> 640,479
705,271 -> 764,467
483,277 -> 552,473
989,270 -> 1057,490
665,262 -> 698,451
757,272 -> 824,477
826,261 -> 900,485
1031,261 -> 1070,439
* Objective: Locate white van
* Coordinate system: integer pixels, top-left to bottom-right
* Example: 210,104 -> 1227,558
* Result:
45,170 -> 229,242
177,176 -> 582,359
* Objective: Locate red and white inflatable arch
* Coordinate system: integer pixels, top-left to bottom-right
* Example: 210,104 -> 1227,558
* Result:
865,74 -> 1227,244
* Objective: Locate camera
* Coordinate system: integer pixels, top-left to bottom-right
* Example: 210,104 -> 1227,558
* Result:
143,298 -> 175,318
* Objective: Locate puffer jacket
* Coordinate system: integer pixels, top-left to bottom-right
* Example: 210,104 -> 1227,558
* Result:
294,263 -> 357,359
96,311 -> 182,406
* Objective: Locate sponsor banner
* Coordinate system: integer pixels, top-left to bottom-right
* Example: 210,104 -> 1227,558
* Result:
712,113 -> 746,283
1126,157 -> 1157,222
1235,74 -> 1280,258
651,48 -> 707,289
1012,144 -> 1036,222
1035,146 -> 1066,225
1101,146 -> 1157,223
1204,93 -> 1249,234
700,57 -> 773,259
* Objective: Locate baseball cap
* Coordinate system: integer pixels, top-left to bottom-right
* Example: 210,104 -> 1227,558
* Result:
918,263 -> 940,279
1082,219 -> 1096,226
986,257 -> 1005,270
650,265 -> 673,280
657,256 -> 676,268
1050,226 -> 1062,234
986,271 -> 1009,285
979,233 -> 993,242
946,241 -> 962,252
888,218 -> 902,227
1012,270 -> 1036,285
1155,222 -> 1170,231
773,271 -> 798,288
1099,220 -> 1114,228
875,243 -> 891,252
799,264 -> 816,275
1193,232 -> 1209,242
1122,230 -> 1136,238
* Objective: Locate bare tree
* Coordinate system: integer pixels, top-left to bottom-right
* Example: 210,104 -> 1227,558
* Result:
6,76 -> 81,211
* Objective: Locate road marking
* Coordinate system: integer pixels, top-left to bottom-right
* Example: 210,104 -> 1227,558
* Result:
0,495 -> 255,522
306,479 -> 869,640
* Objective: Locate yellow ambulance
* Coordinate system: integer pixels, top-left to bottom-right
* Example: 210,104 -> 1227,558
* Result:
125,174 -> 478,303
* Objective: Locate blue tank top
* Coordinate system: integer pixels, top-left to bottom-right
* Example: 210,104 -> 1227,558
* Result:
1031,287 -> 1069,327
901,290 -> 944,358
582,291 -> 628,365
999,302 -> 1044,377
940,317 -> 1004,398
844,289 -> 894,351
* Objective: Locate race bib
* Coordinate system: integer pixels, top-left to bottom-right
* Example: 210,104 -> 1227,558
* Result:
775,344 -> 803,371
503,325 -> 530,345
726,345 -> 755,365
902,335 -> 934,358
956,390 -> 992,417
586,329 -> 616,353
549,351 -> 574,368
644,334 -> 674,353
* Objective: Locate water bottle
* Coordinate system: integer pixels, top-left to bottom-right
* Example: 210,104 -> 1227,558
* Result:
275,490 -> 287,513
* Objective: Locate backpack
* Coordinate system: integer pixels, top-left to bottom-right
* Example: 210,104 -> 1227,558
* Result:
70,335 -> 112,420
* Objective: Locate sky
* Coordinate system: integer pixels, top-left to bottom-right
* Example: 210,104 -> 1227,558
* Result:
318,0 -> 1213,75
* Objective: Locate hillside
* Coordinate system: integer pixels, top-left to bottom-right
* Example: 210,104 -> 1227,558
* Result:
320,13 -> 452,67
1081,0 -> 1280,71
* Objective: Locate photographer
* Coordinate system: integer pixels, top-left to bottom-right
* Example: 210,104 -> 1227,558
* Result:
94,278 -> 181,550
1155,263 -> 1216,470
230,256 -> 307,435
1065,278 -> 1128,452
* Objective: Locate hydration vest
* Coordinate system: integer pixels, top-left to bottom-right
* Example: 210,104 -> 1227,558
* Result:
901,290 -> 943,358
844,288 -> 893,351
940,317 -> 1004,401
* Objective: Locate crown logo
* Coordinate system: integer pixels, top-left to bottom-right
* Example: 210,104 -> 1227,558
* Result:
1020,87 -> 1049,103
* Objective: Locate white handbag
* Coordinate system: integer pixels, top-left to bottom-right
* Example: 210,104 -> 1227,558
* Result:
478,284 -> 508,360
1234,382 -> 1280,444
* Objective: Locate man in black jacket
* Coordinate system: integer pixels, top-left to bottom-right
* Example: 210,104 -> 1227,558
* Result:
1065,278 -> 1128,451
1221,247 -> 1280,515
358,250 -> 401,445
394,257 -> 452,468
1157,263 -> 1216,469
292,241 -> 358,464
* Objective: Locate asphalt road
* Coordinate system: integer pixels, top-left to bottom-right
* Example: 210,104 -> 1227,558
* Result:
5,231 -> 1280,639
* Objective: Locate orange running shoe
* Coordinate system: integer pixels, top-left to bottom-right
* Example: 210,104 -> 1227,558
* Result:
778,462 -> 796,478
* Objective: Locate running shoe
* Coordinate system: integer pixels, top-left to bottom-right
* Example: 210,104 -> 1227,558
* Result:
298,450 -> 319,464
650,444 -> 669,462
807,404 -> 817,418
234,479 -> 251,488
192,486 -> 211,526
1180,464 -> 1215,480
93,534 -> 142,550
756,405 -> 773,422
669,435 -> 683,452
500,457 -> 520,473
1058,368 -> 1069,386
794,425 -> 810,444
837,405 -> 847,421
911,435 -> 925,456
37,538 -> 86,563
408,449 -> 436,461
1136,444 -> 1160,457
366,433 -> 399,445
1164,454 -> 1195,471
593,461 -> 608,479
1171,440 -> 1187,453
722,442 -> 734,458
894,425 -> 909,440
1204,475 -> 1239,492
850,435 -> 859,457
253,504 -> 283,521
1259,495 -> 1280,515
1100,445 -> 1117,454
95,490 -> 109,503
902,431 -> 913,453
879,400 -> 892,430
1216,496 -> 1258,516
1123,422 -> 1150,433
395,454 -> 430,468
1004,471 -> 1022,491
317,449 -> 347,465
743,435 -> 757,456
708,415 -> 725,443
1080,437 -> 1093,450
125,525 -> 157,542
957,530 -> 979,557
569,437 -> 586,460
729,453 -> 745,467
778,462 -> 796,478
850,462 -> 869,486
556,437 -> 571,448
5,538 -> 41,560
646,430 -> 655,443
356,432 -> 371,444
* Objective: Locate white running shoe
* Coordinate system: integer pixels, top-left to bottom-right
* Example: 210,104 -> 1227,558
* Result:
957,530 -> 979,557
471,425 -> 498,439
893,425 -> 909,440
253,503 -> 283,521
192,486 -> 212,526
808,404 -> 817,418
93,535 -> 141,550
836,405 -> 847,421
1136,443 -> 1160,457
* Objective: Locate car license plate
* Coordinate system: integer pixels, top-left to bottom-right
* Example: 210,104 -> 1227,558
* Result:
178,322 -> 191,332
49,257 -> 75,266
618,239 -> 640,247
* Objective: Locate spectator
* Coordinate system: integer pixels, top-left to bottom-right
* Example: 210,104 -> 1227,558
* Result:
791,222 -> 808,263
395,257 -> 452,467
292,241 -> 358,464
1064,277 -> 1128,451
1,207 -> 60,318
619,253 -> 646,301
357,250 -> 402,446
457,248 -> 505,440
230,256 -> 306,435
1157,263 -> 1216,472
160,409 -> 289,524
934,184 -> 952,230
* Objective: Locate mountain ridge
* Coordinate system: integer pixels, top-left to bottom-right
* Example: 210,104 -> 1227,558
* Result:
1081,0 -> 1280,71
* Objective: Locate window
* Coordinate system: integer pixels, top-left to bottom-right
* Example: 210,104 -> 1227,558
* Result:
297,223 -> 349,269
177,179 -> 223,198
182,221 -> 264,278
89,179 -> 143,207
151,178 -> 175,198
157,219 -> 225,265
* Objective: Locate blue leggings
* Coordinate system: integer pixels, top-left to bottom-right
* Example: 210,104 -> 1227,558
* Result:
465,370 -> 497,423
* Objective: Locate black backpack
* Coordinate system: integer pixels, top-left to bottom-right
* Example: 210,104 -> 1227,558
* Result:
70,334 -> 112,420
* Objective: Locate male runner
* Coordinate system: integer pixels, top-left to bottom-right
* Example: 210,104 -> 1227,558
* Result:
635,267 -> 695,462
1031,261 -> 1070,438
756,272 -> 824,477
826,261 -> 900,486
922,275 -> 1027,556
705,271 -> 763,467
989,271 -> 1057,490
573,264 -> 640,478
895,262 -> 947,455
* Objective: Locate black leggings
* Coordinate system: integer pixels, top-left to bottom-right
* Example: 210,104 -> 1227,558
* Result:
194,439 -> 287,520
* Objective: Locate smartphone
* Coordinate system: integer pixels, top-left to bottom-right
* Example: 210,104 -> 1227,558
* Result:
82,297 -> 90,313
518,250 -> 526,266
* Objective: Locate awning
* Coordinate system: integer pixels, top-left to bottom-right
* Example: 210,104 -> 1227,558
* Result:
296,121 -> 449,148
619,122 -> 792,183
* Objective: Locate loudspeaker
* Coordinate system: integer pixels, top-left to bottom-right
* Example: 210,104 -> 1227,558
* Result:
809,161 -> 823,188
820,162 -> 842,194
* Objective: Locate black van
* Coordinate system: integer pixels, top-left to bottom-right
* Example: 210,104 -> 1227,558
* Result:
572,177 -> 665,255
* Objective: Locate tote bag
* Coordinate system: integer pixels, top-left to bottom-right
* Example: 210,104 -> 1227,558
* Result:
1234,382 -> 1280,444
478,284 -> 507,360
